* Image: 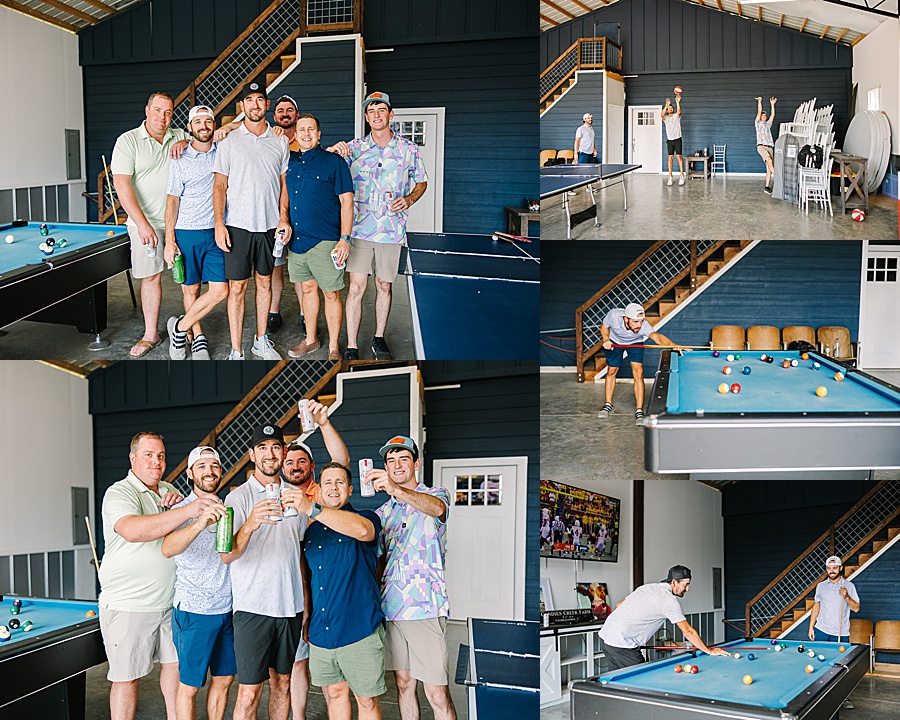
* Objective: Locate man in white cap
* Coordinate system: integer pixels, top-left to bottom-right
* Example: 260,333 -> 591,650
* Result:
598,302 -> 680,424
574,113 -> 598,165
599,566 -> 731,672
161,447 -> 234,720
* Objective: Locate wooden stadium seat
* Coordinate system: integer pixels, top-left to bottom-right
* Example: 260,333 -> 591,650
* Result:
816,326 -> 854,360
874,621 -> 900,652
711,326 -> 745,350
556,149 -> 575,163
747,326 -> 781,350
782,326 -> 815,349
540,149 -> 558,166
849,618 -> 873,645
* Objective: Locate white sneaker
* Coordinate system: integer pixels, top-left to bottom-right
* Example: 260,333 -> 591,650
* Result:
252,334 -> 282,360
679,176 -> 685,186
667,177 -> 673,186
191,335 -> 210,360
226,349 -> 244,360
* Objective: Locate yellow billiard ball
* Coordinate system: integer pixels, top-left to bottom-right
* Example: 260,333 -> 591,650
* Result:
815,386 -> 828,397
743,674 -> 753,685
718,383 -> 730,394
805,664 -> 814,673
839,645 -> 846,652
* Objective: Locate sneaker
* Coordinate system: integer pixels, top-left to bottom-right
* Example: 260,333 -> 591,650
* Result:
667,177 -> 673,186
191,335 -> 210,360
167,316 -> 187,360
764,186 -> 772,194
343,347 -> 360,360
252,334 -> 282,360
635,409 -> 646,426
842,700 -> 854,709
372,336 -> 393,360
597,402 -> 614,419
267,312 -> 283,334
678,176 -> 685,186
226,349 -> 244,360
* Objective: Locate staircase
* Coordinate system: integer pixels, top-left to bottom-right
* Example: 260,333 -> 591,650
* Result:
540,38 -> 623,115
575,240 -> 755,382
745,481 -> 900,640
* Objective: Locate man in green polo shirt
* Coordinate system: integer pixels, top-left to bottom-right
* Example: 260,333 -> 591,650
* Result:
111,92 -> 189,358
99,431 -> 222,720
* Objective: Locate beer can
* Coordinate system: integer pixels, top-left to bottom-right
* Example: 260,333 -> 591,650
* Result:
331,251 -> 346,270
172,253 -> 185,284
215,507 -> 234,553
265,482 -> 283,521
282,482 -> 299,517
359,458 -> 375,497
146,243 -> 157,258
298,399 -> 316,433
385,190 -> 396,216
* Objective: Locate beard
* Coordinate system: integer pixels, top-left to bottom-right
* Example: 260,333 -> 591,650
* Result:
256,460 -> 282,478
190,128 -> 214,142
246,107 -> 266,122
193,474 -> 220,494
275,115 -> 295,128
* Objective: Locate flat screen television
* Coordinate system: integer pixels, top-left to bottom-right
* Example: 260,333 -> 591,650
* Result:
540,479 -> 620,562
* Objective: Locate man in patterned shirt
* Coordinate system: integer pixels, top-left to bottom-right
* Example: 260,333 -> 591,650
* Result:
327,92 -> 428,361
161,446 -> 234,720
367,435 -> 457,720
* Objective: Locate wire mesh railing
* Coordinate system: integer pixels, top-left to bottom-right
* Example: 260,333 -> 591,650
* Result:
540,38 -> 622,107
746,481 -> 900,637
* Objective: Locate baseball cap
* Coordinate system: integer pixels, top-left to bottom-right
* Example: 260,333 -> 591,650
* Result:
624,303 -> 645,320
363,91 -> 391,110
285,439 -> 313,462
274,95 -> 297,110
187,445 -> 220,468
379,435 -> 419,460
241,80 -> 267,101
663,565 -> 692,582
188,105 -> 214,123
250,424 -> 284,448
825,555 -> 842,566
583,112 -> 592,120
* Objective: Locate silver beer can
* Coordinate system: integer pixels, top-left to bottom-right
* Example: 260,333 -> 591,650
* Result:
359,458 -> 375,497
265,482 -> 283,521
298,399 -> 316,433
282,480 -> 299,517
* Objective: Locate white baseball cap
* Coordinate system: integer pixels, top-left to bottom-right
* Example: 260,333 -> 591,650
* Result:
825,555 -> 842,567
583,112 -> 592,120
188,445 -> 220,468
188,105 -> 214,123
624,303 -> 645,320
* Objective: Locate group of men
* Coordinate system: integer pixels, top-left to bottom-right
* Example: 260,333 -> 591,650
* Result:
98,406 -> 456,720
111,83 -> 427,361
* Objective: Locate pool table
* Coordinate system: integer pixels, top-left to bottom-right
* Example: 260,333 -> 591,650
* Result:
0,595 -> 105,720
571,638 -> 869,719
644,349 -> 900,474
0,220 -> 131,341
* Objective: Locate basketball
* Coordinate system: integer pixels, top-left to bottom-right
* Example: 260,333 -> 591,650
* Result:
674,86 -> 683,95
851,209 -> 866,222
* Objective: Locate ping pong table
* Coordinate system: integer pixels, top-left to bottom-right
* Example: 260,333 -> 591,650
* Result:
540,163 -> 641,238
402,232 -> 539,360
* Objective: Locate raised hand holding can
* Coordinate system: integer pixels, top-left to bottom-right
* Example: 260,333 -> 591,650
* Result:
359,458 -> 375,497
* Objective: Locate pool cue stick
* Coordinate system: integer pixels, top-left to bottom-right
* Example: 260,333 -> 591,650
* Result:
101,155 -> 119,226
84,515 -> 102,588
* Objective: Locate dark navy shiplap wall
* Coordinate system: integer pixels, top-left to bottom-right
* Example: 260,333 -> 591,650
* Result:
722,481 -> 875,642
541,241 -> 655,366
541,71 -> 605,156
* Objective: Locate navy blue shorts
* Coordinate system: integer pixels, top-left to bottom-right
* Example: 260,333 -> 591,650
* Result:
578,152 -> 599,164
174,228 -> 226,285
813,628 -> 847,642
604,345 -> 644,367
172,605 -> 237,687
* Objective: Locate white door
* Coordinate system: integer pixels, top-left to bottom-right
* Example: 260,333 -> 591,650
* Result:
860,246 -> 900,368
539,635 -> 562,705
391,108 -> 444,232
436,457 -> 527,621
629,105 -> 662,173
606,104 -> 625,163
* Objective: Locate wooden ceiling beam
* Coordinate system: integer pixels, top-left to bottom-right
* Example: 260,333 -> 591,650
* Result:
779,13 -> 784,27
799,18 -> 808,33
715,0 -> 723,9
834,28 -> 849,43
736,2 -> 742,17
850,33 -> 867,46
820,24 -> 831,38
79,0 -> 117,12
758,6 -> 762,21
570,0 -> 593,11
697,0 -> 705,6
540,12 -> 559,26
33,0 -> 98,24
542,0 -> 576,20
0,0 -> 77,31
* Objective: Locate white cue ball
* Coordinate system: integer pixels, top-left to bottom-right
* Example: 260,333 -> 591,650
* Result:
4,234 -> 14,244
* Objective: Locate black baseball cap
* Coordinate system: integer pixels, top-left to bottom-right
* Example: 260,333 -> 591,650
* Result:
663,565 -> 692,582
241,80 -> 267,101
250,424 -> 284,448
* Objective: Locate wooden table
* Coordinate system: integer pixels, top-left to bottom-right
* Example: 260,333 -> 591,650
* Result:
830,151 -> 868,213
504,206 -> 540,236
685,155 -> 710,179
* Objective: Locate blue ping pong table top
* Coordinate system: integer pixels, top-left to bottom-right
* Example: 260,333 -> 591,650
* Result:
405,232 -> 539,361
539,163 -> 641,199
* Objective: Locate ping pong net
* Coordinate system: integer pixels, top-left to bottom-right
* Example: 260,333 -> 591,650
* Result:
400,232 -> 540,283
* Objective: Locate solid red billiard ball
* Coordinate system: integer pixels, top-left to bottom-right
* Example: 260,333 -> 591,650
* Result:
731,383 -> 741,394
674,664 -> 683,673
690,665 -> 699,674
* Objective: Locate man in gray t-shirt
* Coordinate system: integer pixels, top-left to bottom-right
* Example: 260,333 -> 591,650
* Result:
661,96 -> 685,185
599,566 -> 731,672
223,423 -> 308,720
598,302 -> 681,425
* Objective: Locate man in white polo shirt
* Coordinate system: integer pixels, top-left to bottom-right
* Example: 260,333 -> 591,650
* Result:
599,566 -> 731,672
598,302 -> 681,425
111,92 -> 190,358
574,113 -> 597,165
99,432 -> 220,720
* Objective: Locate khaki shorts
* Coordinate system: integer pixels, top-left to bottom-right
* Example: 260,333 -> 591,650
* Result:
384,617 -> 450,686
346,238 -> 402,283
309,625 -> 386,697
757,145 -> 774,165
127,225 -> 165,279
100,606 -> 178,682
287,240 -> 346,292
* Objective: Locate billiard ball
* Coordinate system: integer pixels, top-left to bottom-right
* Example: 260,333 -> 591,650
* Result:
726,354 -> 735,362
839,645 -> 846,652
712,350 -> 720,358
742,366 -> 752,375
743,674 -> 753,685
818,654 -> 826,662
771,639 -> 777,645
816,386 -> 828,397
674,664 -> 683,673
834,372 -> 844,382
8,619 -> 19,629
683,664 -> 692,672
798,645 -> 805,653
735,353 -> 742,360
86,610 -> 97,618
808,649 -> 816,658
106,230 -> 116,236
766,356 -> 774,364
733,652 -> 741,659
4,234 -> 14,244
782,360 -> 791,368
723,366 -> 732,375
775,645 -> 783,652
10,605 -> 19,615
39,225 -> 49,236
57,238 -> 67,248
731,383 -> 741,394
791,359 -> 799,367
801,353 -> 810,360
813,362 -> 821,370
805,664 -> 814,674
41,244 -> 54,256
760,354 -> 768,361
780,643 -> 787,649
718,383 -> 730,394
0,626 -> 10,642
12,599 -> 21,608
690,665 -> 699,674
748,653 -> 755,661
46,237 -> 56,247
22,620 -> 33,631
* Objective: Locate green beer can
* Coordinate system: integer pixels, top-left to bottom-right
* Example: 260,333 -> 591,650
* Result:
172,253 -> 186,284
215,507 -> 234,553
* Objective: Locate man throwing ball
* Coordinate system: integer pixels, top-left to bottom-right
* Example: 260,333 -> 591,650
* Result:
598,302 -> 679,425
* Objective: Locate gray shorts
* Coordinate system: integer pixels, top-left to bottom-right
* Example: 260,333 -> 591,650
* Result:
346,238 -> 402,283
600,639 -> 645,672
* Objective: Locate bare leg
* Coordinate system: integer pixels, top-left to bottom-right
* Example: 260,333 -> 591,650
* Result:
232,683 -> 264,720
290,659 -> 310,720
300,279 -> 321,344
175,682 -> 199,720
254,271 -> 273,340
632,362 -> 645,410
345,272 -> 368,349
322,681 -> 352,720
206,675 -> 233,720
605,366 -> 619,405
423,683 -> 457,720
181,284 -> 200,336
227,279 -> 249,353
133,272 -> 163,351
322,290 -> 343,356
676,154 -> 684,176
159,662 -> 179,720
356,694 -> 383,720
394,670 -> 420,720
178,282 -> 228,336
668,155 -> 674,178
270,264 -> 284,314
109,679 -> 139,720
267,669 -> 292,720
373,276 -> 393,337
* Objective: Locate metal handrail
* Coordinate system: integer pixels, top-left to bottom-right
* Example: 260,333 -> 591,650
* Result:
540,38 -> 622,107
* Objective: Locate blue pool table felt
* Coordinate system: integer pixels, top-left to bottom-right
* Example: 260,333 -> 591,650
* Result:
0,222 -> 126,274
0,596 -> 99,648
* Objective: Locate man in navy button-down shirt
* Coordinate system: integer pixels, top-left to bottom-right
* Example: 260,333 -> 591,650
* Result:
285,462 -> 385,719
285,115 -> 354,361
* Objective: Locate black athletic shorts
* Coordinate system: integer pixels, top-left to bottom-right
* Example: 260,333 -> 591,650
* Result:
666,137 -> 683,156
224,226 -> 276,281
600,639 -> 645,672
233,611 -> 303,684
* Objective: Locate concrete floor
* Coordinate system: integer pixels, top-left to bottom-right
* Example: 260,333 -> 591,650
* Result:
540,672 -> 900,719
0,271 -> 415,362
540,174 -> 899,240
84,621 -> 469,719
